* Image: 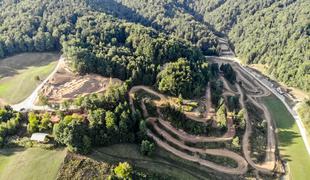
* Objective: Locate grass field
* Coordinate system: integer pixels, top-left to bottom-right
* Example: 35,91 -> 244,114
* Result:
0,148 -> 66,180
263,96 -> 310,180
0,52 -> 59,104
91,144 -> 232,180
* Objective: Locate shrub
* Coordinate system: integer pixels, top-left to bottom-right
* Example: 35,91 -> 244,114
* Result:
140,140 -> 155,156
114,162 -> 132,179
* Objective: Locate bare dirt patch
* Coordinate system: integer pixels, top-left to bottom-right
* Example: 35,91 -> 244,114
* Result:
39,60 -> 122,103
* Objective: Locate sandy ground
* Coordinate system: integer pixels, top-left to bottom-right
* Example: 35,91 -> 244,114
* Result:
38,59 -> 122,103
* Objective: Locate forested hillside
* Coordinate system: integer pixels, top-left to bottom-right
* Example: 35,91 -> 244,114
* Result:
0,0 -> 309,92
187,0 -> 310,92
88,0 -> 219,55
0,0 -> 212,88
94,0 -> 309,92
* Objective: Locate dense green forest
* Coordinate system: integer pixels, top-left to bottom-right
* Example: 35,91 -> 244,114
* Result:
88,0 -> 220,55
1,0 -> 309,91
157,58 -> 208,97
0,0 -> 219,153
187,0 -> 310,92
87,0 -> 310,91
0,0 -> 209,88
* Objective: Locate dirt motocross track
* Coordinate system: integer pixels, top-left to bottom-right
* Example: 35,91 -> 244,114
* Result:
128,57 -> 280,176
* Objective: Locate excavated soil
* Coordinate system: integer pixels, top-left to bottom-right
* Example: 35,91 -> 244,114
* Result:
39,60 -> 122,103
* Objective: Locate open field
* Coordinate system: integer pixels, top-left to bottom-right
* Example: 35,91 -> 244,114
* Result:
91,144 -> 228,180
39,59 -> 122,103
0,53 -> 59,104
263,96 -> 310,180
0,148 -> 66,180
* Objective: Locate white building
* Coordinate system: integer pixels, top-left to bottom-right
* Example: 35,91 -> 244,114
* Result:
30,133 -> 49,142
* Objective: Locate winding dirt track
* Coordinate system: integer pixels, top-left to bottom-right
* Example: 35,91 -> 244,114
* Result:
129,57 -> 278,175
220,71 -> 276,172
211,57 -> 277,174
129,86 -> 248,175
130,86 -> 236,141
130,86 -> 211,123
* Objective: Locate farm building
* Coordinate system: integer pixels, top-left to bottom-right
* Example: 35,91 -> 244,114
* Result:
30,133 -> 49,142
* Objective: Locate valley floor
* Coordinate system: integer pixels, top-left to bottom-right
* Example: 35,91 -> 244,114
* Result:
263,96 -> 310,180
0,52 -> 59,105
0,148 -> 66,180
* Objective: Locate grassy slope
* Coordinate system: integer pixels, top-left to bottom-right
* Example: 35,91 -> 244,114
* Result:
262,96 -> 310,180
91,144 -> 230,180
0,52 -> 59,104
0,148 -> 66,180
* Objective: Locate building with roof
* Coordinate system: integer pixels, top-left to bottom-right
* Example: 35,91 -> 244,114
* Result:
30,133 -> 49,142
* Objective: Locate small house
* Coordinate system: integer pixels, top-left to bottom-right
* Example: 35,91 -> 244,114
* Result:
30,133 -> 49,142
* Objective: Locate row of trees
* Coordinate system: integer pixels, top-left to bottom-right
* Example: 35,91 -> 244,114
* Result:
210,80 -> 223,108
220,63 -> 236,84
235,109 -> 246,130
216,103 -> 227,129
161,104 -> 208,135
52,83 -> 148,154
297,99 -> 310,131
27,112 -> 53,133
0,106 -> 22,146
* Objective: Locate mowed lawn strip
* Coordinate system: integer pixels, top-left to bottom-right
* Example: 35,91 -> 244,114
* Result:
0,52 -> 59,104
263,96 -> 310,180
0,148 -> 66,180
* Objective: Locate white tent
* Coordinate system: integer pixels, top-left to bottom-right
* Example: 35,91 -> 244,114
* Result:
30,133 -> 49,142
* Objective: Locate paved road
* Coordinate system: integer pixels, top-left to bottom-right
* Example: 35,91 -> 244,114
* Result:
11,56 -> 64,111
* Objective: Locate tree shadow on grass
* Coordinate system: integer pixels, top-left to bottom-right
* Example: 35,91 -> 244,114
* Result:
277,130 -> 301,162
0,147 -> 25,157
263,96 -> 296,130
278,130 -> 300,147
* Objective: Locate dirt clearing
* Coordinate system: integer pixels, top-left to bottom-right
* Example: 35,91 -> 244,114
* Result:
39,60 -> 122,103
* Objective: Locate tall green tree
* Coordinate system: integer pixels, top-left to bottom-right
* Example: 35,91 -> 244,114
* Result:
114,162 -> 133,179
27,112 -> 39,133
